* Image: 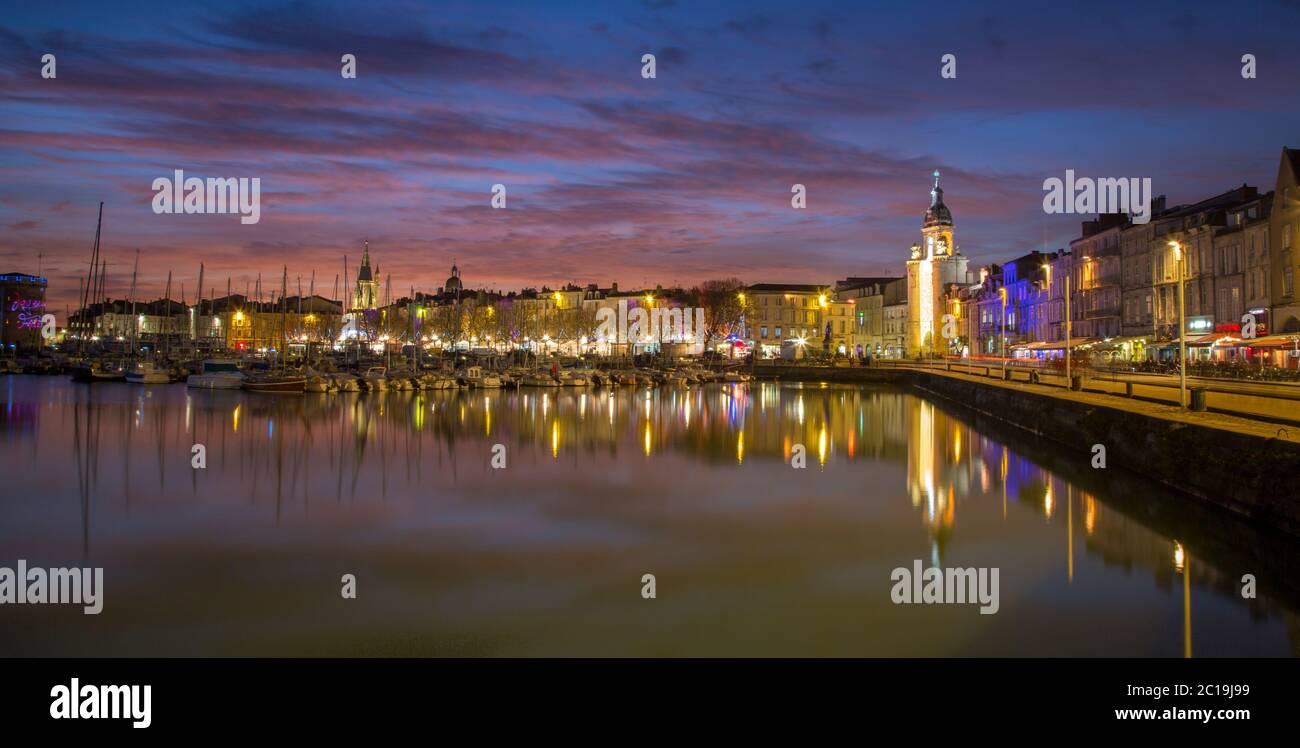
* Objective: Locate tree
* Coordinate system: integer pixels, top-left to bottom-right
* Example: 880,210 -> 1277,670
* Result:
691,278 -> 750,355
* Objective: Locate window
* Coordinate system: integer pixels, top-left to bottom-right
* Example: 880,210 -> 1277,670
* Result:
775,326 -> 782,338
760,326 -> 768,339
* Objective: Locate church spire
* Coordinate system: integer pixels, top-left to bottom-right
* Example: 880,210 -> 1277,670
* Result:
361,239 -> 371,269
924,169 -> 952,228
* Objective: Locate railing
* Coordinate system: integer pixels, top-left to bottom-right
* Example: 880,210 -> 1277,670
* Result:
879,358 -> 1300,420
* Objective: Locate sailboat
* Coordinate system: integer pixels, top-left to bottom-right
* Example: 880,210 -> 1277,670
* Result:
243,266 -> 305,393
124,361 -> 171,384
69,203 -> 121,382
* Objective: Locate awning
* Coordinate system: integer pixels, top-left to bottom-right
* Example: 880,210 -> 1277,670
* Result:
1011,338 -> 1099,351
1163,333 -> 1231,347
1088,335 -> 1151,351
1242,334 -> 1300,348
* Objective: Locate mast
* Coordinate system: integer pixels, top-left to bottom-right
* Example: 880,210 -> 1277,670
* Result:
78,203 -> 103,352
196,262 -> 205,350
163,271 -> 173,356
308,271 -> 316,362
280,266 -> 288,372
96,260 -> 108,347
76,277 -> 84,348
128,249 -> 140,359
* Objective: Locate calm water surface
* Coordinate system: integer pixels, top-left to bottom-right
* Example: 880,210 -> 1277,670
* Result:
1,375 -> 1296,656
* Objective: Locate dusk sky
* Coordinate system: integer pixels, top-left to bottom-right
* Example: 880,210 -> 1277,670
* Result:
3,0 -> 1299,315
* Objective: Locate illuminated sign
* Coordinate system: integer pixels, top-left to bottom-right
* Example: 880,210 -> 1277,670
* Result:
9,298 -> 46,329
1185,315 -> 1213,334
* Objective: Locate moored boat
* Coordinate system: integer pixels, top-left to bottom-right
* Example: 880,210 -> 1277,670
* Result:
243,373 -> 306,393
124,361 -> 171,384
70,361 -> 125,383
459,365 -> 502,388
187,359 -> 245,390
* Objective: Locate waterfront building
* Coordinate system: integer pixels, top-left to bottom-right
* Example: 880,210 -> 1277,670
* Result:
196,294 -> 342,352
1241,192 -> 1273,332
1119,206 -> 1159,341
881,277 -> 909,358
0,272 -> 48,351
1070,215 -> 1125,342
1150,185 -> 1262,360
79,298 -> 188,347
906,170 -> 970,357
745,283 -> 834,358
834,276 -> 903,357
1271,146 -> 1300,334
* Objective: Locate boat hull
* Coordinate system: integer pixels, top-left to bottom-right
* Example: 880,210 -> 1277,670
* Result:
243,378 -> 306,394
187,375 -> 244,390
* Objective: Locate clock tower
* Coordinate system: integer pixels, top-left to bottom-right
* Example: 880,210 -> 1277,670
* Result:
906,170 -> 968,356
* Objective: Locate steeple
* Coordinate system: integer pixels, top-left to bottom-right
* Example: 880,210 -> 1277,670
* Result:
924,169 -> 952,228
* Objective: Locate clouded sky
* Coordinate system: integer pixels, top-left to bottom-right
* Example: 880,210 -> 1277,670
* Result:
3,0 -> 1299,314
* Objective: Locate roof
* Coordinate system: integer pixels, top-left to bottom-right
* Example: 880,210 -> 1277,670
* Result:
747,283 -> 825,293
0,273 -> 47,284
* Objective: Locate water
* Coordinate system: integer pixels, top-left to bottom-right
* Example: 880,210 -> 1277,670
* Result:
1,375 -> 1296,656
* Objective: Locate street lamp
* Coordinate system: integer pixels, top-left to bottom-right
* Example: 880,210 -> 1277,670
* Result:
1046,259 -> 1072,387
1169,241 -> 1187,407
998,286 -> 1007,363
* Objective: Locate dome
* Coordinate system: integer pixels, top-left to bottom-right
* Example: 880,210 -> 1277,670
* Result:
923,169 -> 952,228
445,264 -> 461,292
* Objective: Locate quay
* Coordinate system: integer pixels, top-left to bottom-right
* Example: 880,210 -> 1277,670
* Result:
756,362 -> 1300,534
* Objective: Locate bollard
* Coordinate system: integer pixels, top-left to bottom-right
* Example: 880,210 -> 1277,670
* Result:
1070,374 -> 1082,391
1125,381 -> 1134,397
1003,368 -> 1013,381
1190,388 -> 1207,412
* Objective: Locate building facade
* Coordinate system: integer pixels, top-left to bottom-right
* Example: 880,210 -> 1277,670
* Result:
1271,147 -> 1300,333
906,171 -> 970,357
0,272 -> 48,351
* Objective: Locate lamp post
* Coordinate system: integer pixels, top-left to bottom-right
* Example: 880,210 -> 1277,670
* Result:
998,286 -> 1007,364
1054,259 -> 1071,387
1169,241 -> 1187,407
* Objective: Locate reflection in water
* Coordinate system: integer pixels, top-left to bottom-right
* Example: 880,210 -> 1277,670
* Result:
0,377 -> 1296,656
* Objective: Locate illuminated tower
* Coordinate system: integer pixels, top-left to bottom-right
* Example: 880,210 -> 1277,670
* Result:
906,170 -> 968,356
352,240 -> 380,311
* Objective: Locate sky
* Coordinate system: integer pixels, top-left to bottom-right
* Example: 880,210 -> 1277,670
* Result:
2,0 -> 1299,315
